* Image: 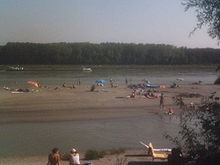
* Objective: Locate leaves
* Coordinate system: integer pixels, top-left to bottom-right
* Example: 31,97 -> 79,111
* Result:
183,0 -> 220,41
170,99 -> 220,164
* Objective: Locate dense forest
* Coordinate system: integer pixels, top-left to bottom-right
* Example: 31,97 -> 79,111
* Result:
0,42 -> 219,65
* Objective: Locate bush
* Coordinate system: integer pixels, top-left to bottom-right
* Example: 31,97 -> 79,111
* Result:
84,148 -> 125,160
98,150 -> 107,158
167,100 -> 220,165
61,153 -> 70,161
109,148 -> 125,155
84,149 -> 107,160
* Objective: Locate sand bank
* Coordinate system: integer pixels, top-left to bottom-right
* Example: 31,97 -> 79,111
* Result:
0,84 -> 219,123
0,84 -> 219,165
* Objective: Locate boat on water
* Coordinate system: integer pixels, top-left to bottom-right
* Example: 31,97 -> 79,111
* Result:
7,65 -> 24,71
82,67 -> 92,72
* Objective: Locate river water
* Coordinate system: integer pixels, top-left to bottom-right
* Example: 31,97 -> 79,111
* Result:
0,115 -> 179,157
0,65 -> 218,157
0,65 -> 217,87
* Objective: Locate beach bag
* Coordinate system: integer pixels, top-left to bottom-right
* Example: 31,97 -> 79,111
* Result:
84,162 -> 93,165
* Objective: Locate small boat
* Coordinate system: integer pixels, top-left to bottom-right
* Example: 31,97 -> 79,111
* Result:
82,67 -> 92,72
7,65 -> 24,71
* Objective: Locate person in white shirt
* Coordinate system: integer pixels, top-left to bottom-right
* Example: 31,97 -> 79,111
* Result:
69,148 -> 80,165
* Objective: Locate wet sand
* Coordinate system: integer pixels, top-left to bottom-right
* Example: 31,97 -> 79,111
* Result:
0,84 -> 219,123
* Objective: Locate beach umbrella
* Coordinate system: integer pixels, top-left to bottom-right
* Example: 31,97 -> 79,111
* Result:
27,81 -> 40,87
95,80 -> 107,83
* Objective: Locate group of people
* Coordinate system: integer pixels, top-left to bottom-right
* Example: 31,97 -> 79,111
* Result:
110,79 -> 118,88
47,148 -> 80,165
128,88 -> 159,99
62,80 -> 81,89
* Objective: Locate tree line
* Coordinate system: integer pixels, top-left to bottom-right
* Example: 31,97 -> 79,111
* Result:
0,42 -> 219,65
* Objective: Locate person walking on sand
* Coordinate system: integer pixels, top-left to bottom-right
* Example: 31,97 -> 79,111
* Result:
69,148 -> 80,165
125,78 -> 128,85
160,93 -> 164,110
47,148 -> 61,165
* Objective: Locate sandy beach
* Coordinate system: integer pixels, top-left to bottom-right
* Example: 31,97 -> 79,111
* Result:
0,84 -> 219,123
0,149 -> 168,165
0,83 -> 220,165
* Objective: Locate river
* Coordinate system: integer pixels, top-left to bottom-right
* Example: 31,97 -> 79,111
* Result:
0,65 -> 217,87
0,115 -> 179,157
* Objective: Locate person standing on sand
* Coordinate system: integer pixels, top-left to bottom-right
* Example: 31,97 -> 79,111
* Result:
47,148 -> 61,165
160,93 -> 164,110
110,79 -> 113,88
69,148 -> 80,165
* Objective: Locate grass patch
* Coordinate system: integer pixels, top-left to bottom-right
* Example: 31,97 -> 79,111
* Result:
84,148 -> 125,160
61,153 -> 70,161
109,148 -> 125,155
84,150 -> 107,160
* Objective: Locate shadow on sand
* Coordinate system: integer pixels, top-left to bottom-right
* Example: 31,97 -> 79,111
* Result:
125,154 -> 168,165
127,161 -> 168,165
125,154 -> 149,157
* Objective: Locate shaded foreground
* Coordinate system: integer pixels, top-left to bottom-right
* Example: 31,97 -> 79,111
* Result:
0,149 -> 168,165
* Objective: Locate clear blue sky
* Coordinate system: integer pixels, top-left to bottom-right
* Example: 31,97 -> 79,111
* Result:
0,0 -> 219,48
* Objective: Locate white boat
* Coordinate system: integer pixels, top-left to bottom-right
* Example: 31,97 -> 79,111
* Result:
7,65 -> 24,71
82,67 -> 92,72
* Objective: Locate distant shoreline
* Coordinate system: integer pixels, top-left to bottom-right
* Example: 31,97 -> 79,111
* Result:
1,42 -> 220,65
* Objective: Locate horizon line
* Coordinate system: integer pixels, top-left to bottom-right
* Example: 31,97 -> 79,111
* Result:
0,41 -> 219,49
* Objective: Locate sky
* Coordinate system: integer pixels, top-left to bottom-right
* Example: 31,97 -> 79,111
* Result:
0,0 -> 219,48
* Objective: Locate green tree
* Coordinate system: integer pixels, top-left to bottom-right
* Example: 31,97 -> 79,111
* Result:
183,0 -> 220,41
167,100 -> 220,165
0,42 -> 220,65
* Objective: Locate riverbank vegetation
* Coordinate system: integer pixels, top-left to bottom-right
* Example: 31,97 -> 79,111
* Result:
167,100 -> 220,165
59,148 -> 125,163
0,42 -> 220,65
214,77 -> 220,84
84,148 -> 125,160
